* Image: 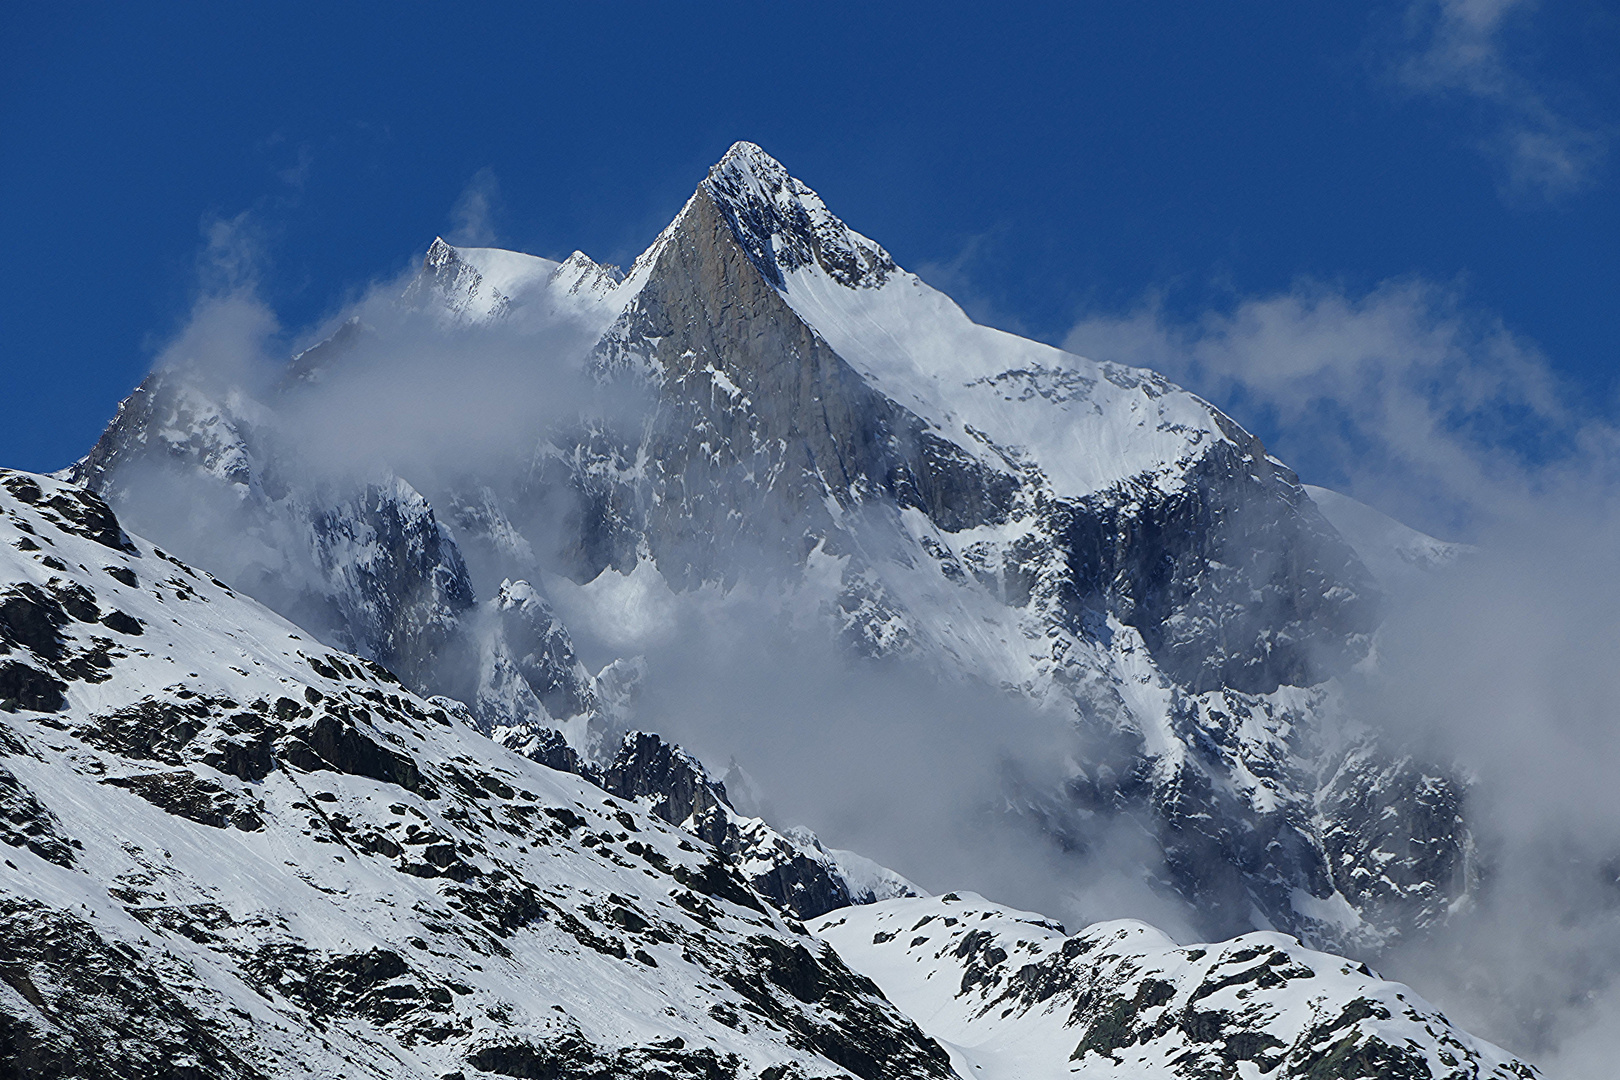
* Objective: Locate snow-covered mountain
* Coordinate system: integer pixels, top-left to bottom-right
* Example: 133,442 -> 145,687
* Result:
72,142 -> 1474,956
401,238 -> 626,327
1305,485 -> 1472,588
812,894 -> 1532,1080
0,469 -> 951,1078
0,473 -> 1534,1077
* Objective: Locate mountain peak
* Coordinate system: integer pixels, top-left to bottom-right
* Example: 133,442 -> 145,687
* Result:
707,140 -> 791,189
424,234 -> 459,267
695,141 -> 896,291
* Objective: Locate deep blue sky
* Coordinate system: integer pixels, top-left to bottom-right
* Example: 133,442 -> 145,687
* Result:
2,1 -> 1615,474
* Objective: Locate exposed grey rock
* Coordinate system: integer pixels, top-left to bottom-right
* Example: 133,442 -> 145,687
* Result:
586,184 -> 1018,586
538,152 -> 1398,945
101,769 -> 266,831
302,479 -> 477,693
0,898 -> 270,1080
1060,433 -> 1378,697
603,731 -> 734,846
1317,747 -> 1474,937
0,763 -> 77,867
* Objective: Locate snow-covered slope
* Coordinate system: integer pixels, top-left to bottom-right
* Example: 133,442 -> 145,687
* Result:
0,470 -> 1539,1076
402,238 -> 625,328
812,894 -> 1534,1080
0,469 -> 956,1079
1305,485 -> 1471,587
707,143 -> 1225,500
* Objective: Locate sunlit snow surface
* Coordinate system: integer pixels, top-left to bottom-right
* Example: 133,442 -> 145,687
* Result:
449,245 -> 559,298
782,267 -> 1222,500
1305,485 -> 1470,587
813,894 -> 1531,1080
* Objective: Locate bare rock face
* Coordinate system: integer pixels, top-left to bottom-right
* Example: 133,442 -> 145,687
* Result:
0,897 -> 272,1080
5,138 -> 1551,1074
0,467 -> 1536,1078
0,762 -> 77,866
304,479 -> 478,689
603,731 -> 733,844
1316,747 -> 1475,937
1060,433 -> 1379,697
700,143 -> 897,292
586,185 -> 1019,586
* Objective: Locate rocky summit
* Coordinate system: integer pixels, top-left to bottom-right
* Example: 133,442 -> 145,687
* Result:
0,142 -> 1536,1077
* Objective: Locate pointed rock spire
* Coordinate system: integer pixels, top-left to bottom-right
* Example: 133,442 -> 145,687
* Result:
403,236 -> 510,320
692,141 -> 897,290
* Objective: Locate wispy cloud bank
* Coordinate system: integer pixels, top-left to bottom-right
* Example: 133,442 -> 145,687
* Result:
1068,280 -> 1620,1067
111,195 -> 1620,1070
448,166 -> 501,246
577,577 -> 1204,943
1065,279 -> 1613,539
1393,0 -> 1608,197
197,210 -> 272,296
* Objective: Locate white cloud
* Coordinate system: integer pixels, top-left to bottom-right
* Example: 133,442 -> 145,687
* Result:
448,166 -> 501,246
197,210 -> 269,295
1064,278 -> 1613,539
1395,0 -> 1608,197
277,142 -> 314,191
1067,281 -> 1620,1066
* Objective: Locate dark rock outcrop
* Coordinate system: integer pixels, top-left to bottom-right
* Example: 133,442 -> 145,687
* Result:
0,764 -> 77,867
595,731 -> 879,921
0,899 -> 269,1080
602,731 -> 733,846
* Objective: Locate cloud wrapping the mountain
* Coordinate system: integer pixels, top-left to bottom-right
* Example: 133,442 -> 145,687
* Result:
554,568 -> 1206,944
1366,506 -> 1620,1072
1065,279 -> 1613,539
128,246 -> 1206,948
112,187 -> 1620,1071
448,166 -> 502,247
1068,279 -> 1620,1069
148,266 -> 639,493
